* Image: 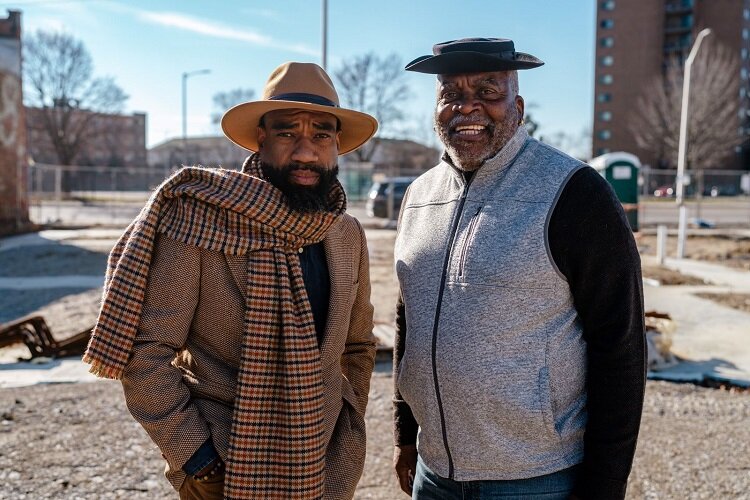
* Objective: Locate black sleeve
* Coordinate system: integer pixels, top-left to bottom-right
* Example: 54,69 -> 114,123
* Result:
392,291 -> 419,446
549,167 -> 646,500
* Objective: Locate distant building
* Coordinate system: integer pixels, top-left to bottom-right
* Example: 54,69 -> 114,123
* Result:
25,107 -> 147,166
362,138 -> 441,177
0,10 -> 29,235
592,0 -> 750,168
339,138 -> 440,200
148,136 -> 250,169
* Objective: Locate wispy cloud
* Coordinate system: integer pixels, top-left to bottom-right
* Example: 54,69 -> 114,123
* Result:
240,8 -> 280,20
24,17 -> 66,33
132,8 -> 318,57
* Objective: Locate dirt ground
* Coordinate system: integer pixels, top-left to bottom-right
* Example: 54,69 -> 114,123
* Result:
1,229 -> 750,498
637,233 -> 750,272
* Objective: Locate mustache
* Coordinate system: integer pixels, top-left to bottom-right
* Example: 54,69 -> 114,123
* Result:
285,163 -> 328,175
445,115 -> 493,130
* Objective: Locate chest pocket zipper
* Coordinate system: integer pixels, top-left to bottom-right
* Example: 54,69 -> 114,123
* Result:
458,205 -> 482,278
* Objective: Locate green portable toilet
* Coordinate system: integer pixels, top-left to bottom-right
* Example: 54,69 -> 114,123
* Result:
589,152 -> 640,231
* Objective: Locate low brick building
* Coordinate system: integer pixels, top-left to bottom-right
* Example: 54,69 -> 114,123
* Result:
26,107 -> 147,167
0,10 -> 29,235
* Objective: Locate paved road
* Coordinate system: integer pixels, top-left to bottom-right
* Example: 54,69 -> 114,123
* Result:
639,198 -> 750,227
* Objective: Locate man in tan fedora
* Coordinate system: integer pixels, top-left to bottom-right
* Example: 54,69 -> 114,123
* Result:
84,62 -> 378,500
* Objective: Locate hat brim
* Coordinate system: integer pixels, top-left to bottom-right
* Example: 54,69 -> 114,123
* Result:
221,100 -> 378,155
405,51 -> 544,74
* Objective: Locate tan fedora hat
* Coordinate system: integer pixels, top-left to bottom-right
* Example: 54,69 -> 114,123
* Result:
221,62 -> 378,154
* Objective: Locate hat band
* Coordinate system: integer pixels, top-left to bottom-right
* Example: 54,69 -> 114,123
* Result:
268,92 -> 338,108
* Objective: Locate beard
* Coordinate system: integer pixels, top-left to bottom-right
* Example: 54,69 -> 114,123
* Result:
434,106 -> 519,172
260,162 -> 339,213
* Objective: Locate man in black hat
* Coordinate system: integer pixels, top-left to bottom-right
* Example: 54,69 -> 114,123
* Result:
392,38 -> 645,499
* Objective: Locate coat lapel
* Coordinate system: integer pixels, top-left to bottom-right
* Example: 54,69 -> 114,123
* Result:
225,253 -> 246,297
321,219 -> 353,358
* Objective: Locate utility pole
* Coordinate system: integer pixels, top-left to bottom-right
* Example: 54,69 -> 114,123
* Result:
321,0 -> 328,70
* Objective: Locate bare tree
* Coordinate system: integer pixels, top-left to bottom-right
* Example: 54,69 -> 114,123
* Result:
23,30 -> 128,166
629,39 -> 743,169
523,103 -> 541,138
540,127 -> 592,160
334,52 -> 411,162
211,88 -> 255,125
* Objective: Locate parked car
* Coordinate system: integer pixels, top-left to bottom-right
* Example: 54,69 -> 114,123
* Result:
653,185 -> 674,197
366,176 -> 417,219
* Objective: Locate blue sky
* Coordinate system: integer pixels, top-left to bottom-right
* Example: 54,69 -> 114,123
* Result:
7,0 -> 596,156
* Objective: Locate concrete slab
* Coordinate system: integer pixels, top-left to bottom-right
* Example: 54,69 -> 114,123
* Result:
0,228 -> 123,252
0,357 -> 98,388
661,257 -> 750,291
0,275 -> 104,289
643,261 -> 750,386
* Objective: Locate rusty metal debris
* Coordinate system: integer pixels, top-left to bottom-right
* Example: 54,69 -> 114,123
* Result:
0,315 -> 92,360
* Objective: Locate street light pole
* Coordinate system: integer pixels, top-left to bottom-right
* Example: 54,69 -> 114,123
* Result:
676,28 -> 711,259
181,69 -> 211,164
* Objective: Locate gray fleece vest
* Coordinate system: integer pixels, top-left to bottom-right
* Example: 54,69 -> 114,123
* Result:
395,127 -> 587,481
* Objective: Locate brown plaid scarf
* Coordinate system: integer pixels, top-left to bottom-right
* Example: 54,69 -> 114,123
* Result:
84,154 -> 346,499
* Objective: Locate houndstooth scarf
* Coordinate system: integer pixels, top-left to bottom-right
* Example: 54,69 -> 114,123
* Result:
84,154 -> 345,499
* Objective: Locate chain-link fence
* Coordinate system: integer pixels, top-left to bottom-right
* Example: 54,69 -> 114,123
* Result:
28,164 -> 175,201
27,164 -> 175,226
26,163 -> 406,226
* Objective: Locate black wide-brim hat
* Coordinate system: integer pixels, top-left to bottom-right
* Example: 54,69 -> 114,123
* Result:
405,37 -> 544,74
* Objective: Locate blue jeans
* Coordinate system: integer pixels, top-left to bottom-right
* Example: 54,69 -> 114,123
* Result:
413,455 -> 579,500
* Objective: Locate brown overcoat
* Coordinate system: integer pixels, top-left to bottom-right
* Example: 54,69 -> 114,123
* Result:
121,213 -> 376,499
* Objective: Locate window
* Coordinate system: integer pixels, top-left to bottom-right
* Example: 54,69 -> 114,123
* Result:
743,48 -> 748,60
599,111 -> 613,121
600,37 -> 614,48
598,130 -> 611,140
597,92 -> 612,103
742,68 -> 748,80
600,55 -> 614,66
744,28 -> 749,40
601,1 -> 615,10
600,19 -> 614,29
745,8 -> 749,20
599,74 -> 614,84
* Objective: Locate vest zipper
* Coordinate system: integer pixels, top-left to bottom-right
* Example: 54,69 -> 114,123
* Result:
458,205 -> 482,278
430,176 -> 472,479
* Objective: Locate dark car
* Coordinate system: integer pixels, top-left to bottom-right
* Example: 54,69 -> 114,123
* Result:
366,177 -> 417,219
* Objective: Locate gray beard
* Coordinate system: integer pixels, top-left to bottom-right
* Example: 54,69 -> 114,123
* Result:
434,108 -> 519,172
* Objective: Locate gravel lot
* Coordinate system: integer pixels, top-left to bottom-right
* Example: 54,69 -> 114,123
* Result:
1,373 -> 748,499
1,228 -> 749,498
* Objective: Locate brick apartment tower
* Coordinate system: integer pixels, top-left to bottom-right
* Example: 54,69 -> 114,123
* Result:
0,10 -> 29,235
592,0 -> 750,169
